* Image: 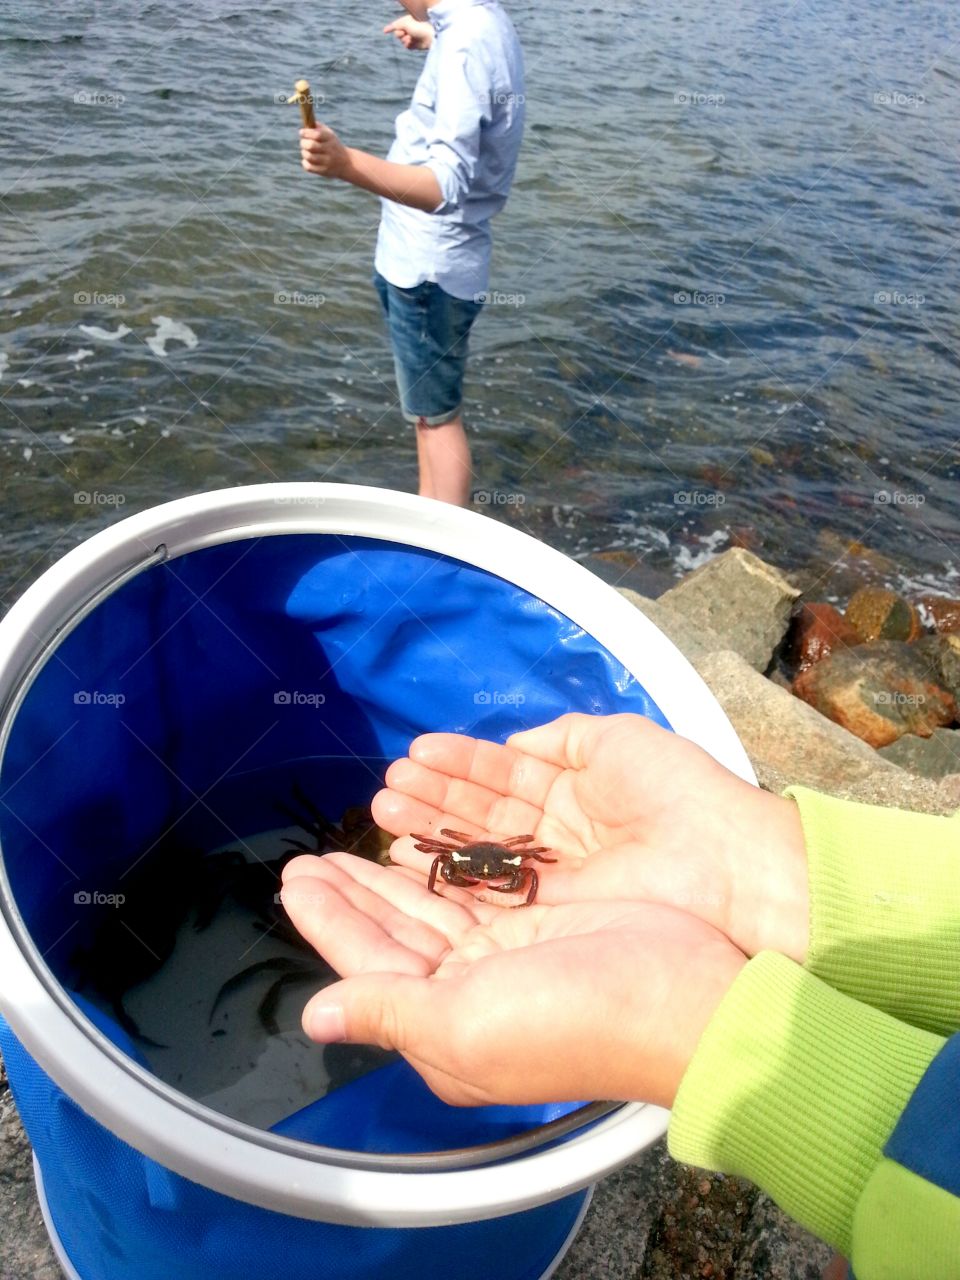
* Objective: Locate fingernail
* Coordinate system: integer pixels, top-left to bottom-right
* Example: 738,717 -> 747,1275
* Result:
308,1004 -> 346,1043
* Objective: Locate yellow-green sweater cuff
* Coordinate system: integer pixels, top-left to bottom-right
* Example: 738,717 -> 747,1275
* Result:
787,786 -> 960,1036
668,952 -> 943,1255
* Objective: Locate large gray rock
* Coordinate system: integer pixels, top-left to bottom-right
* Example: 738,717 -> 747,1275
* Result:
652,549 -> 801,672
695,650 -> 960,814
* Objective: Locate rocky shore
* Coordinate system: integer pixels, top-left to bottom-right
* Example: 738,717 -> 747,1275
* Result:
3,548 -> 956,1279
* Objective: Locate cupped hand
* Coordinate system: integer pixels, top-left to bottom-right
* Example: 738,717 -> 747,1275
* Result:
280,852 -> 746,1109
373,713 -> 809,962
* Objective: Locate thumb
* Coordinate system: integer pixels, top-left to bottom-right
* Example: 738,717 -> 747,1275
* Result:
302,972 -> 436,1053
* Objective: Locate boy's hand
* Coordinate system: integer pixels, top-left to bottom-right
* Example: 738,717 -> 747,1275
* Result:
384,16 -> 434,50
281,853 -> 746,1109
374,714 -> 810,964
300,125 -> 351,179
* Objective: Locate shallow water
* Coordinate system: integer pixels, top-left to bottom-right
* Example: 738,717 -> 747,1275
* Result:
1,0 -> 958,604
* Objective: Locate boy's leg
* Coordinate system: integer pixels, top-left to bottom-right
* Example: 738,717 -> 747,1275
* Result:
416,414 -> 472,506
373,272 -> 481,506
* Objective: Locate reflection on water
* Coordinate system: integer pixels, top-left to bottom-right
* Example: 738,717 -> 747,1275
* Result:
1,0 -> 958,604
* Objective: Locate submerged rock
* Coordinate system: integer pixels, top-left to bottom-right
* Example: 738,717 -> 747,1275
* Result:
792,641 -> 957,748
785,602 -> 861,675
844,586 -> 922,643
917,595 -> 960,635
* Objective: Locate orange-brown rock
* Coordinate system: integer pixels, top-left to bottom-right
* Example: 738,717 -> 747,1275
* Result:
786,603 -> 861,675
793,640 -> 957,748
844,586 -> 922,644
918,595 -> 960,635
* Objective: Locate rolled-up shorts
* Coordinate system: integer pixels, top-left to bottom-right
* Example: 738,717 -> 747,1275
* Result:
373,270 -> 483,426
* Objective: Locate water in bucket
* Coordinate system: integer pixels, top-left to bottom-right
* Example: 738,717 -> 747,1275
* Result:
66,779 -> 399,1127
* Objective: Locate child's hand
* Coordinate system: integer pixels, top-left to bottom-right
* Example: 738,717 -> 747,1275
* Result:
374,714 -> 810,964
280,852 -> 746,1109
299,125 -> 350,179
383,16 -> 434,50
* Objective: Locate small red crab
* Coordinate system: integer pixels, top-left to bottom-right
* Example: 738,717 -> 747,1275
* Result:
411,829 -> 557,905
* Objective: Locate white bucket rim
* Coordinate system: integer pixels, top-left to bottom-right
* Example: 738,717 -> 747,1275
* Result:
0,483 -> 752,1225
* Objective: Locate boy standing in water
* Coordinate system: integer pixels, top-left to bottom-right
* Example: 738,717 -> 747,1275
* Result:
299,1 -> 525,506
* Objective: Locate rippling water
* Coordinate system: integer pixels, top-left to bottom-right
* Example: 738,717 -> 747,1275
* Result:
2,0 -> 958,606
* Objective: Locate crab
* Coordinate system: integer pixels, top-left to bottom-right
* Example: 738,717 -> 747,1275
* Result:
411,829 -> 557,905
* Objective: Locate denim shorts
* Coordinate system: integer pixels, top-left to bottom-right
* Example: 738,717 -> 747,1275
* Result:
373,271 -> 483,426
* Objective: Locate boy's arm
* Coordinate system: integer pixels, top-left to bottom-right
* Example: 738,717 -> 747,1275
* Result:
669,952 -> 960,1278
299,126 -> 443,213
788,787 -> 960,1036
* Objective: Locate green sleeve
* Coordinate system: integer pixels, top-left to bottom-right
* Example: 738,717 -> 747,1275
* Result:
786,786 -> 960,1036
668,951 -> 944,1257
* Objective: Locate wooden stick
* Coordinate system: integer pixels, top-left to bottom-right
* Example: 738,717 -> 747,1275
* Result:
288,79 -> 317,130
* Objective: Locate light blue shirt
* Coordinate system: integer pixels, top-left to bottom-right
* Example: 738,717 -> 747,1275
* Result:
374,0 -> 525,301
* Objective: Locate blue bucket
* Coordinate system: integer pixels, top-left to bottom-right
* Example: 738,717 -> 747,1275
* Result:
0,485 -> 753,1280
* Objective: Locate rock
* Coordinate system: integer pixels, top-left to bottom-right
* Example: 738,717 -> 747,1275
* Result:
792,641 -> 956,748
844,586 -> 922,643
785,603 -> 861,675
914,634 -> 960,703
877,728 -> 960,779
619,589 -> 713,664
652,549 -> 800,672
696,650 -> 960,813
917,595 -> 960,635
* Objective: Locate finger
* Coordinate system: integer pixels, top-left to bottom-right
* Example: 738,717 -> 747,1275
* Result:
380,756 -> 547,838
303,971 -> 427,1047
319,852 -> 485,938
506,713 -> 612,769
405,733 -> 562,813
281,869 -> 442,977
283,853 -> 474,952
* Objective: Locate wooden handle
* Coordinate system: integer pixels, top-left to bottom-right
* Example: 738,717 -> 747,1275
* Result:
289,79 -> 317,130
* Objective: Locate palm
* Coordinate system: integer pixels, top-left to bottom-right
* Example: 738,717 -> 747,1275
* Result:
373,713 -> 760,945
281,851 -> 744,1108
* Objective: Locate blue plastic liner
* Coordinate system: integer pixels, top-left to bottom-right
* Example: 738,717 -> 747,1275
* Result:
0,533 -> 671,1279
